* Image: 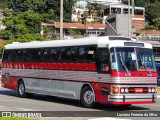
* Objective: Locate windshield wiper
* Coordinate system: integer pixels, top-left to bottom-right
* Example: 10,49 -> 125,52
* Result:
119,53 -> 130,75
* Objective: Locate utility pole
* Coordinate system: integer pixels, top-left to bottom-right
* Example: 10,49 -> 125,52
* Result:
60,0 -> 63,40
128,0 -> 130,37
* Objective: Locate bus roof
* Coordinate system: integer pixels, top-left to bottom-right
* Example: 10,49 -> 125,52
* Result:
4,36 -> 152,49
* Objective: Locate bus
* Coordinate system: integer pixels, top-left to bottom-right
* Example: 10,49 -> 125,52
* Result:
1,36 -> 158,108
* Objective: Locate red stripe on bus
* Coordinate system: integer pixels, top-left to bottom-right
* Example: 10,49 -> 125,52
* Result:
2,62 -> 96,71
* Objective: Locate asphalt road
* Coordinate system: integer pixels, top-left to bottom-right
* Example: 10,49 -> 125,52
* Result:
0,87 -> 160,120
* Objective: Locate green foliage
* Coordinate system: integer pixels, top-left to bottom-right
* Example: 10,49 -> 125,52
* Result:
0,0 -> 75,43
153,17 -> 160,29
0,0 -> 8,9
7,0 -> 75,22
0,10 -> 41,39
135,0 -> 160,30
0,117 -> 39,120
147,2 -> 160,29
67,29 -> 81,36
145,25 -> 158,30
6,34 -> 46,44
88,3 -> 104,17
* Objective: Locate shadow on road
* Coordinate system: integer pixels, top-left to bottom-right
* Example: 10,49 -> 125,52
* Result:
0,89 -> 16,96
0,88 -> 150,112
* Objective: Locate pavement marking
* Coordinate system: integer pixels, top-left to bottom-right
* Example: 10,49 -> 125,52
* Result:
0,105 -> 35,111
88,117 -> 131,120
0,98 -> 18,102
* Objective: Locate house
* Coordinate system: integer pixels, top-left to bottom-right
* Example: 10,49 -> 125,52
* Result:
41,22 -> 106,39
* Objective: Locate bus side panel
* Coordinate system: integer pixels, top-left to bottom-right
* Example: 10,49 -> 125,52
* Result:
23,78 -> 84,99
91,83 -> 111,103
2,75 -> 18,90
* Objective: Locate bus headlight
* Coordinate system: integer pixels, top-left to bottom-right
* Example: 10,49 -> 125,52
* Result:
148,88 -> 151,93
148,87 -> 156,93
151,88 -> 155,93
120,87 -> 129,94
120,88 -> 124,93
125,88 -> 129,93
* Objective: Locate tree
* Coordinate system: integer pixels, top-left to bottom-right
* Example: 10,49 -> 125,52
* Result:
0,10 -> 42,39
7,0 -> 75,22
134,0 -> 160,30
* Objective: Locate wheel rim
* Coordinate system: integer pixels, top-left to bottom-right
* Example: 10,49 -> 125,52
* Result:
19,84 -> 25,95
83,90 -> 94,105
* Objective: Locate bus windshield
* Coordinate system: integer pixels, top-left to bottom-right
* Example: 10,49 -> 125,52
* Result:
110,47 -> 156,72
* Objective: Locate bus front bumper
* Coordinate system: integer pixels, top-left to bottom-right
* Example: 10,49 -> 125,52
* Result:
108,94 -> 157,104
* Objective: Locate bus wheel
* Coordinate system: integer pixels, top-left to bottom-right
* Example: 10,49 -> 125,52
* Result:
80,86 -> 96,108
17,80 -> 26,98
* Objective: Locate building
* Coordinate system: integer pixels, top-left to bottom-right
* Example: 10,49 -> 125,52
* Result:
41,22 -> 106,39
72,0 -> 145,37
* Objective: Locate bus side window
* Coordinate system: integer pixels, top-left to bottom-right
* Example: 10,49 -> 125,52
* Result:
3,51 -> 10,62
97,49 -> 109,73
86,47 -> 96,62
41,48 -> 49,62
49,48 -> 58,62
76,47 -> 87,61
58,48 -> 66,61
30,49 -> 43,62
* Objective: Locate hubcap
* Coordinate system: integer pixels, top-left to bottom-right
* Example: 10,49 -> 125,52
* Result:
84,90 -> 94,104
19,84 -> 24,95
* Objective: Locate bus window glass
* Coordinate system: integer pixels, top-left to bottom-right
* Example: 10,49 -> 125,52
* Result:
76,47 -> 87,61
41,48 -> 49,62
30,49 -> 42,62
86,47 -> 96,61
137,48 -> 155,71
110,48 -> 118,70
70,47 -> 77,61
64,48 -> 72,61
49,48 -> 58,62
97,49 -> 109,73
116,47 -> 137,71
3,51 -> 11,62
59,48 -> 66,61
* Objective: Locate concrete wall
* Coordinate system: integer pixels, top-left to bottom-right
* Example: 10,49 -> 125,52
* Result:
106,14 -> 133,37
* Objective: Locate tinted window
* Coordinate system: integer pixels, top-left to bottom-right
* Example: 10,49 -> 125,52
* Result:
76,47 -> 87,61
30,49 -> 43,62
86,47 -> 96,61
49,48 -> 58,62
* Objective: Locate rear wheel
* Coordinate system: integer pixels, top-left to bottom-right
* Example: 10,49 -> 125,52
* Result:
17,80 -> 26,97
17,80 -> 33,98
80,86 -> 96,108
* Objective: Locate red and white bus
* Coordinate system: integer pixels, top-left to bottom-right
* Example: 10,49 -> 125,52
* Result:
1,36 -> 158,107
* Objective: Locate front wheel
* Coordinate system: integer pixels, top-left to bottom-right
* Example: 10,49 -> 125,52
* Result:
80,86 -> 96,108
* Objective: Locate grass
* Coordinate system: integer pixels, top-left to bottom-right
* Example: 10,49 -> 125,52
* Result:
0,118 -> 39,120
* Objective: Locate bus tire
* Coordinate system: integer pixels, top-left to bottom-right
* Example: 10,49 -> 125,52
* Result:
80,86 -> 96,108
17,80 -> 26,98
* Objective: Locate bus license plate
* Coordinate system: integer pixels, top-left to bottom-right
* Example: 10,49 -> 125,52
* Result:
135,88 -> 143,93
